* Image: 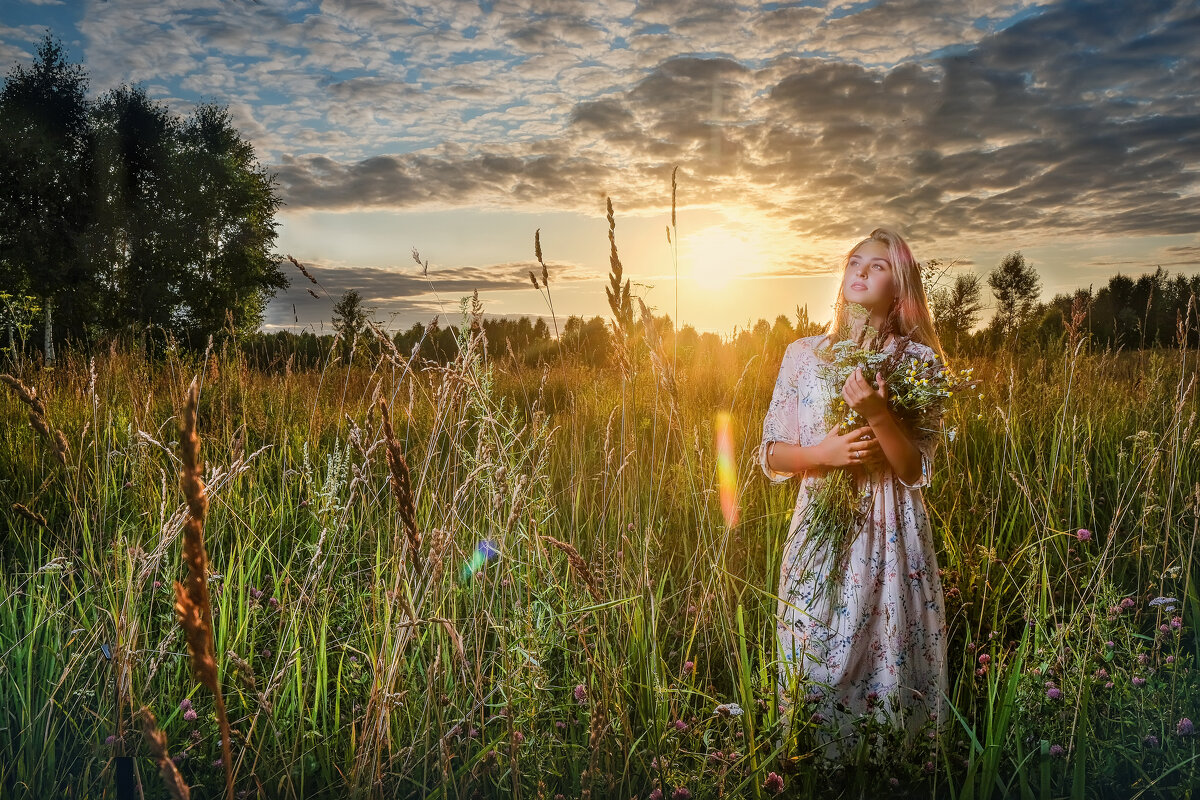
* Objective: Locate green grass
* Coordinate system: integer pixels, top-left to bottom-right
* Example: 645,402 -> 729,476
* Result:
1,311 -> 1198,799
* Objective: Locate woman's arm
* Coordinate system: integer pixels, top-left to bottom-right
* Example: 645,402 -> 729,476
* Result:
764,440 -> 831,479
863,407 -> 922,486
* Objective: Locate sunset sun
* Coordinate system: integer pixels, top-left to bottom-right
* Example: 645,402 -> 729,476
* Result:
680,226 -> 770,291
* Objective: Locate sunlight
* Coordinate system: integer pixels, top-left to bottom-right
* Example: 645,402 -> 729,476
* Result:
679,225 -> 771,290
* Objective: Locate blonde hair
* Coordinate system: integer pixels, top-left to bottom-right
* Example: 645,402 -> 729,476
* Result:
821,227 -> 946,362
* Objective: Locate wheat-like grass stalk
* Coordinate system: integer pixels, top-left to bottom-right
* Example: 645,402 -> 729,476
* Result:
174,377 -> 233,800
1,373 -> 70,466
540,534 -> 603,602
11,502 -> 48,529
379,397 -> 423,574
138,707 -> 190,800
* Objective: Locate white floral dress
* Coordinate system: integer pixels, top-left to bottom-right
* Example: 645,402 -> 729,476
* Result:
758,334 -> 949,761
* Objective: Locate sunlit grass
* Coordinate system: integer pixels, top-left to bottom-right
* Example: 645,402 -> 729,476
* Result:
1,306 -> 1198,798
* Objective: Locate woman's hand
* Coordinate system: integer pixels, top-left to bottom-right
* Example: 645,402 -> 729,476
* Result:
817,423 -> 884,470
842,367 -> 889,422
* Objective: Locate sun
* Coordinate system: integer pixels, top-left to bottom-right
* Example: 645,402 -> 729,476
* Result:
679,226 -> 769,290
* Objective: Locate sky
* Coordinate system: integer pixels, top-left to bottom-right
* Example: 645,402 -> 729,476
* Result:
2,0 -> 1198,337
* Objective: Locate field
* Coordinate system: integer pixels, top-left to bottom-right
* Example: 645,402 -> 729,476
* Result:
1,305 -> 1198,799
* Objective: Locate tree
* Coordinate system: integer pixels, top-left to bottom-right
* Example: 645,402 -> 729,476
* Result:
332,289 -> 373,360
0,33 -> 96,358
931,272 -> 984,355
987,251 -> 1042,344
1,34 -> 287,350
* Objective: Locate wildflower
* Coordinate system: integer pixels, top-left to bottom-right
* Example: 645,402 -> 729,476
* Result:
512,731 -> 525,745
268,597 -> 280,611
1097,668 -> 1108,679
1171,616 -> 1182,629
298,499 -> 308,509
1046,687 -> 1062,700
105,734 -> 118,746
153,580 -> 162,590
978,653 -> 990,665
682,661 -> 694,676
628,522 -> 635,531
249,586 -> 263,600
1105,640 -> 1115,649
574,684 -> 588,704
1048,744 -> 1065,758
889,777 -> 900,787
1160,624 -> 1171,634
1178,718 -> 1194,736
183,708 -> 198,722
1137,653 -> 1150,665
261,648 -> 272,659
1145,734 -> 1159,747
671,788 -> 691,800
1076,528 -> 1091,541
1120,597 -> 1136,609
966,641 -> 976,650
810,712 -> 826,724
674,719 -> 688,731
1104,681 -> 1114,689
648,790 -> 663,800
179,698 -> 192,711
1132,676 -> 1146,687
924,761 -> 935,774
1148,596 -> 1178,608
1166,655 -> 1175,664
764,772 -> 785,794
714,702 -> 743,718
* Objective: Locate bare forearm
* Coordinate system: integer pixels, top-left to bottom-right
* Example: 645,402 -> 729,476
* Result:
766,441 -> 830,478
864,408 -> 921,484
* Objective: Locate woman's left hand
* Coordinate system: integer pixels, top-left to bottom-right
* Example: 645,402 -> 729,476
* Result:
843,367 -> 889,421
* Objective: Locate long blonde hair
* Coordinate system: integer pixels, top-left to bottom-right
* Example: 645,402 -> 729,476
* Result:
821,228 -> 946,362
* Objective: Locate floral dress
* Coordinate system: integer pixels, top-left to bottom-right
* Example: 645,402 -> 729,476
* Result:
758,334 -> 949,762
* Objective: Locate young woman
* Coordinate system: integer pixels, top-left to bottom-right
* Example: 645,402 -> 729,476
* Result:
759,228 -> 950,762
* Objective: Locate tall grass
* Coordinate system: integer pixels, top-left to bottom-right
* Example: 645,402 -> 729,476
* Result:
1,288 -> 1198,798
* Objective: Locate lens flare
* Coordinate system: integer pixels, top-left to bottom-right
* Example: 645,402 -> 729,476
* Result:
459,538 -> 500,583
715,411 -> 739,528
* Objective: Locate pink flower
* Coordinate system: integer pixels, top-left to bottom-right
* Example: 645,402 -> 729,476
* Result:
1046,687 -> 1061,700
1076,528 -> 1091,541
179,698 -> 192,711
183,708 -> 198,722
1166,655 -> 1175,664
978,653 -> 990,664
1137,653 -> 1150,665
512,731 -> 525,745
648,791 -> 662,800
674,720 -> 688,731
1096,668 -> 1108,679
671,788 -> 691,800
764,772 -> 785,794
682,661 -> 694,676
1171,616 -> 1183,629
1132,676 -> 1146,687
1120,597 -> 1136,609
1104,681 -> 1114,689
1049,744 -> 1065,757
574,684 -> 587,704
1178,718 -> 1194,736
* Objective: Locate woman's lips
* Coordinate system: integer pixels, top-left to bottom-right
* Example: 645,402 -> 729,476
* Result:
851,282 -> 867,290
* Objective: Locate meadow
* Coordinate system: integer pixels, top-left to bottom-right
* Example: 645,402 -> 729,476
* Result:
1,294 -> 1198,799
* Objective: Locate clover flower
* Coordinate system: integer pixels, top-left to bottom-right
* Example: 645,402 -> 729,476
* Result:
1046,687 -> 1061,700
1177,718 -> 1194,736
1132,676 -> 1146,687
764,772 -> 785,794
1076,528 -> 1091,541
1048,744 -> 1065,757
574,684 -> 588,704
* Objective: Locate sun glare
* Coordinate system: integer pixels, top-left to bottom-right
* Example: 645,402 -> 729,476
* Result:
679,226 -> 769,290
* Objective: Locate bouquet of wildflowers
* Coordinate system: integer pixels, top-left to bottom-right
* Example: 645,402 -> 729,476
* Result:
796,302 -> 979,607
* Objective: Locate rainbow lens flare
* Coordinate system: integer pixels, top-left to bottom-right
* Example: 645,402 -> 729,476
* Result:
459,538 -> 500,583
715,411 -> 739,528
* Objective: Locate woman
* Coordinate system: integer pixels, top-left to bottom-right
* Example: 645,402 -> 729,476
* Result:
759,227 -> 950,763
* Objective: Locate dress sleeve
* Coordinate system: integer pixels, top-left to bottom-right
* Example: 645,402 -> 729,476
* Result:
897,345 -> 944,490
896,415 -> 942,490
759,342 -> 802,483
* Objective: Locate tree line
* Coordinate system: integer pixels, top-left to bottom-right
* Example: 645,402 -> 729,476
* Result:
0,34 -> 285,359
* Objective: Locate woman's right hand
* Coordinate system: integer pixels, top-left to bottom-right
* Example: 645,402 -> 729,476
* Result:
818,423 -> 883,469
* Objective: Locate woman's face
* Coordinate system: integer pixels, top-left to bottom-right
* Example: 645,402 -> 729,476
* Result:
842,239 -> 896,313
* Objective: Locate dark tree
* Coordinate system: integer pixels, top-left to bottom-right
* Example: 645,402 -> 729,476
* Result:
332,289 -> 373,359
0,33 -> 95,356
987,251 -> 1042,344
931,272 -> 984,355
